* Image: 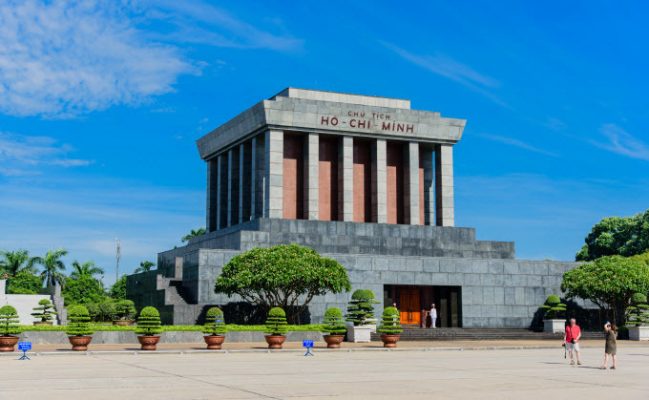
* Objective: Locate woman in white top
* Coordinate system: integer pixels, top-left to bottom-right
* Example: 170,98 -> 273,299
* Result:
429,303 -> 437,328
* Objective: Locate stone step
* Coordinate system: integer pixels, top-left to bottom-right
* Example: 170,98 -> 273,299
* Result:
371,328 -> 604,341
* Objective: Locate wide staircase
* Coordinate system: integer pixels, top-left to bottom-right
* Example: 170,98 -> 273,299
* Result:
371,326 -> 604,341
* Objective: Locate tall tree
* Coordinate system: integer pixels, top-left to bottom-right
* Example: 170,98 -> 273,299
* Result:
0,250 -> 37,276
577,210 -> 649,261
134,260 -> 156,273
215,244 -> 351,322
182,228 -> 206,243
32,249 -> 68,288
70,261 -> 104,280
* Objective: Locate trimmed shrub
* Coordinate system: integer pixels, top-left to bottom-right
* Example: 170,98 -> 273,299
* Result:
265,307 -> 288,336
377,306 -> 403,335
346,289 -> 378,326
66,305 -> 94,336
626,293 -> 649,327
321,307 -> 346,335
0,305 -> 20,336
135,306 -> 162,336
6,271 -> 41,294
203,307 -> 227,335
540,295 -> 567,319
113,300 -> 136,321
31,299 -> 56,323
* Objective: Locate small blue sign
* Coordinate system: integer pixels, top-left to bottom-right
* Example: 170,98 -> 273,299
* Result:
302,340 -> 314,348
18,342 -> 32,351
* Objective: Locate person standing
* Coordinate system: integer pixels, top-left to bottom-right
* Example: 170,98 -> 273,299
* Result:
601,322 -> 618,370
564,318 -> 582,365
429,303 -> 437,329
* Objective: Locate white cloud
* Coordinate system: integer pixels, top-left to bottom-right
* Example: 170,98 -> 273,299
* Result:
593,123 -> 649,161
0,132 -> 92,175
142,0 -> 303,51
381,42 -> 508,108
480,133 -> 559,157
0,0 -> 196,117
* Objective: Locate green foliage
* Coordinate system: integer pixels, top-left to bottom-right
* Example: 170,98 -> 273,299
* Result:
576,211 -> 649,261
321,307 -> 346,335
202,307 -> 227,335
134,261 -> 156,274
562,255 -> 649,324
63,274 -> 106,306
0,305 -> 20,336
31,299 -> 56,323
17,323 -> 323,333
136,306 -> 162,335
182,228 -> 206,243
66,305 -> 94,336
377,306 -> 403,335
626,293 -> 649,327
113,300 -> 136,321
215,244 -> 351,322
32,249 -> 68,287
265,307 -> 288,336
70,261 -> 104,280
6,270 -> 42,294
110,275 -> 127,300
0,250 -> 37,276
540,295 -> 567,319
346,289 -> 378,326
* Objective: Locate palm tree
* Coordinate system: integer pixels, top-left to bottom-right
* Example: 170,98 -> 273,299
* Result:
70,260 -> 104,280
0,250 -> 37,276
134,260 -> 156,273
182,227 -> 206,243
32,249 -> 68,288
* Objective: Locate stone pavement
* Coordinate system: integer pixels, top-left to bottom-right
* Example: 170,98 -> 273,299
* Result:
1,343 -> 649,399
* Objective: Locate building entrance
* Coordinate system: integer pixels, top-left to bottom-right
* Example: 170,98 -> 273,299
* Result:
384,285 -> 462,327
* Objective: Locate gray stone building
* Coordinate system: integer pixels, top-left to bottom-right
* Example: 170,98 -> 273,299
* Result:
127,88 -> 577,327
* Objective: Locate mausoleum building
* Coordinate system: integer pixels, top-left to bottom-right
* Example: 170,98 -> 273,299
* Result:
127,88 -> 577,327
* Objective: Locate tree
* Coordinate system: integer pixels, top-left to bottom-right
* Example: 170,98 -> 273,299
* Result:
6,270 -> 42,294
134,260 -> 155,273
214,244 -> 351,322
63,275 -> 105,305
0,250 -> 37,276
70,261 -> 104,280
182,228 -> 206,243
576,210 -> 649,261
110,275 -> 127,300
561,255 -> 649,324
32,249 -> 68,288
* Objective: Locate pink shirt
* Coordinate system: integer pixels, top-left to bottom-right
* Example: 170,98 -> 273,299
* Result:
565,325 -> 581,342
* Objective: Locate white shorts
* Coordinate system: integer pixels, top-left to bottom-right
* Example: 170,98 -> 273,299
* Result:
566,342 -> 580,352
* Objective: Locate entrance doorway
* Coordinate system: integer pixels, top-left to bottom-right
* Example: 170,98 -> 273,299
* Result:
383,285 -> 462,327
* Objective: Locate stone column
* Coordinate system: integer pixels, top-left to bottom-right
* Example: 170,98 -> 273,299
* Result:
238,143 -> 245,224
340,136 -> 354,222
206,160 -> 214,232
435,144 -> 455,226
250,136 -> 257,219
264,130 -> 284,218
422,147 -> 435,226
372,139 -> 387,223
215,154 -> 222,230
306,133 -> 319,220
407,142 -> 420,225
227,149 -> 234,227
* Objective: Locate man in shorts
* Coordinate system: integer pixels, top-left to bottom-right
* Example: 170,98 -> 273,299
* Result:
564,318 -> 582,365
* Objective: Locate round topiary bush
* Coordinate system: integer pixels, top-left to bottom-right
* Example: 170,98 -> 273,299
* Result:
113,300 -> 136,322
322,307 -> 346,335
265,307 -> 288,336
31,299 -> 56,324
541,295 -> 567,319
136,306 -> 162,336
0,305 -> 20,336
203,307 -> 227,336
66,305 -> 93,336
377,306 -> 403,335
632,293 -> 648,305
627,293 -> 649,327
346,289 -> 378,326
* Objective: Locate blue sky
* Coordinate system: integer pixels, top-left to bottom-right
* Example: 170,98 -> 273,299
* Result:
1,1 -> 648,285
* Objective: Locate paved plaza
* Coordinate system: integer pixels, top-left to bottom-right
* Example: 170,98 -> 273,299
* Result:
2,344 -> 649,399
